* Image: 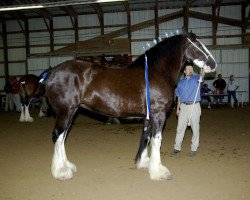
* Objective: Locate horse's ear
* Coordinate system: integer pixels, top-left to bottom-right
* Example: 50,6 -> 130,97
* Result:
188,32 -> 197,41
182,28 -> 188,36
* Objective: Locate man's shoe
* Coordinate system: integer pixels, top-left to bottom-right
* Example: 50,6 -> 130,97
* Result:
172,149 -> 181,155
190,151 -> 197,156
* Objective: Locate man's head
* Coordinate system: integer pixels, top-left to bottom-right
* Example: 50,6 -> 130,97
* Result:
229,75 -> 234,81
184,64 -> 194,77
217,74 -> 222,79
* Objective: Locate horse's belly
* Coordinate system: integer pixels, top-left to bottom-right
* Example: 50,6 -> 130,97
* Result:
82,93 -> 145,117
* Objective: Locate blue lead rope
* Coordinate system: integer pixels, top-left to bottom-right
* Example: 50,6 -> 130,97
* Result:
144,54 -> 151,120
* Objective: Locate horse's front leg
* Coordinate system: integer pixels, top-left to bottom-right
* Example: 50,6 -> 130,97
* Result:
148,114 -> 172,181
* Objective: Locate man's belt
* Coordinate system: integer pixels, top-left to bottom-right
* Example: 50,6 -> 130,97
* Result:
182,102 -> 199,105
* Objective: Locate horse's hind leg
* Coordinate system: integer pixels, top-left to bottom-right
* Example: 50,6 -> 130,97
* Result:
51,108 -> 78,180
135,119 -> 152,169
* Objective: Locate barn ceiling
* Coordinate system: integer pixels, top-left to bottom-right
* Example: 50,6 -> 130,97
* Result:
0,0 -> 248,21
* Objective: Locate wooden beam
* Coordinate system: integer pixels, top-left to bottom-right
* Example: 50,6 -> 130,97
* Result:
212,5 -> 217,46
189,10 -> 242,27
2,20 -> 9,80
91,4 -> 104,35
154,0 -> 159,41
183,6 -> 189,31
48,10 -> 183,55
49,19 -> 54,52
123,2 -> 131,53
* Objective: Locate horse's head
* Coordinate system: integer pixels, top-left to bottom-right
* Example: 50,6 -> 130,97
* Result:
184,32 -> 217,73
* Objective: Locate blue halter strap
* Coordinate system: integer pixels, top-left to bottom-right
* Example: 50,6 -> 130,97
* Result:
144,54 -> 151,120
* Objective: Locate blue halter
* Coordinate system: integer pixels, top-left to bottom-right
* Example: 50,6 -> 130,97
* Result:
144,54 -> 151,120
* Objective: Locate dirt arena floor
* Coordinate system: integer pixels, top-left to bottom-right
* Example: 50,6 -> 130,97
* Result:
0,105 -> 250,200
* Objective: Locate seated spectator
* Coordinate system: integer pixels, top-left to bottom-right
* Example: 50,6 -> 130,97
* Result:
201,83 -> 212,108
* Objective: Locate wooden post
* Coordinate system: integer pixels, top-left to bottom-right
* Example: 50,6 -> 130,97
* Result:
2,20 -> 9,80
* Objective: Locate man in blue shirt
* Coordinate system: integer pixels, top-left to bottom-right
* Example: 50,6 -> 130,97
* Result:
173,62 -> 203,156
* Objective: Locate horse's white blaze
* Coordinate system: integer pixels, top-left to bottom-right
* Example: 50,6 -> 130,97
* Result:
193,59 -> 205,68
193,59 -> 215,73
51,133 -> 76,180
149,133 -> 171,180
136,147 -> 150,169
198,39 -> 216,63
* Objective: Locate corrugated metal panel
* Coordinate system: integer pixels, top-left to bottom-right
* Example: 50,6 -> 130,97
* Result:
189,18 -> 212,37
6,20 -> 22,32
205,48 -> 249,102
28,58 -> 49,71
79,29 -> 100,41
0,78 -> 5,90
220,5 -> 241,20
217,24 -> 241,36
29,18 -> 48,30
8,63 -> 26,75
131,39 -> 156,56
78,14 -> 99,27
210,49 -> 221,63
222,49 -> 248,63
132,26 -> 155,39
0,49 -> 3,61
54,30 -> 75,44
104,12 -> 127,25
27,56 -> 74,75
29,32 -> 50,45
8,48 -> 26,61
30,47 -> 50,54
131,10 -> 154,25
159,18 -> 183,37
49,56 -> 74,67
0,64 -> 4,75
53,16 -> 73,29
217,37 -> 241,45
7,33 -> 25,46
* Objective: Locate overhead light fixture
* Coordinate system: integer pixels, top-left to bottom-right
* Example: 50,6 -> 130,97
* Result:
0,0 -> 127,12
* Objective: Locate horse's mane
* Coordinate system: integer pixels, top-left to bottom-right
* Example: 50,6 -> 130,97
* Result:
130,34 -> 186,68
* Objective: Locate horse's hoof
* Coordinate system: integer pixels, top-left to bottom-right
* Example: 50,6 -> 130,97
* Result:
149,164 -> 172,181
66,161 -> 77,173
52,166 -> 74,180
